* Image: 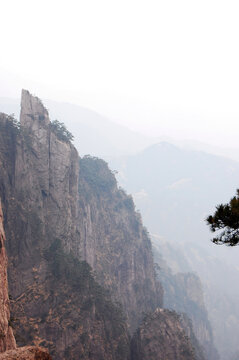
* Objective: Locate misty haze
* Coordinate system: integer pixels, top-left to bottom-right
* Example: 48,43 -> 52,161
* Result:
0,1 -> 239,360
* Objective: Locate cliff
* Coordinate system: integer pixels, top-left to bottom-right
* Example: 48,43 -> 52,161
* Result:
0,90 -> 210,359
0,91 -> 162,358
0,93 -> 130,359
0,198 -> 51,359
78,156 -> 163,330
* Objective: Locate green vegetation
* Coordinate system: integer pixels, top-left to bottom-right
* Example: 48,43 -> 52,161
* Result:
50,119 -> 74,143
123,196 -> 135,211
44,238 -> 129,359
44,239 -> 93,290
0,113 -> 20,135
206,189 -> 239,245
79,155 -> 117,194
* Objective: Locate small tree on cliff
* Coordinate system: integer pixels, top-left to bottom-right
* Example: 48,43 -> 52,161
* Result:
50,120 -> 74,143
206,189 -> 239,246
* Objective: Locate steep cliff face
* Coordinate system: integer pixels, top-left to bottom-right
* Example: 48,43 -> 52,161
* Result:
131,308 -> 199,360
14,90 -> 79,261
78,156 -> 163,330
0,198 -> 51,359
0,94 -> 130,359
0,90 -> 210,359
0,91 -> 162,358
0,199 -> 16,352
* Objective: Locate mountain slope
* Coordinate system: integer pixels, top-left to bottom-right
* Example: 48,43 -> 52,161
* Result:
0,91 -> 219,360
0,91 -> 163,359
109,142 -> 239,247
0,93 -> 130,359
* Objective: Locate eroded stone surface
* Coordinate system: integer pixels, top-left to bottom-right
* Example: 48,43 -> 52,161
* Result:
0,346 -> 51,359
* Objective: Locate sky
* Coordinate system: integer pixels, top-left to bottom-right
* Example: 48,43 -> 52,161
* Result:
1,0 -> 239,147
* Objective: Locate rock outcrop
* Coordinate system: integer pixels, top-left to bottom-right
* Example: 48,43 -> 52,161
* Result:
0,91 -> 162,358
131,308 -> 198,360
0,94 -> 130,359
0,90 -> 210,359
0,346 -> 51,359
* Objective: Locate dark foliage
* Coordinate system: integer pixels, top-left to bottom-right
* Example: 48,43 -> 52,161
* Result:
79,155 -> 117,194
206,189 -> 239,245
50,119 -> 74,143
44,239 -> 129,358
0,113 -> 20,134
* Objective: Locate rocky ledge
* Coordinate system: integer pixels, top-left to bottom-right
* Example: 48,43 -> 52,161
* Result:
0,346 -> 51,359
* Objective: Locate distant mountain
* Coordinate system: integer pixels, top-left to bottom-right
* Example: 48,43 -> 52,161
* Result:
109,142 -> 239,249
109,142 -> 239,360
2,96 -> 239,162
160,138 -> 239,163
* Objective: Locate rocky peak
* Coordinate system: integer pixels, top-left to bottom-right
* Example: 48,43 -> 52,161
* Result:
20,89 -> 50,128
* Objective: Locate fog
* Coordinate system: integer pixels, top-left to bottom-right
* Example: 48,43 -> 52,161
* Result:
1,0 -> 239,148
1,1 -> 239,359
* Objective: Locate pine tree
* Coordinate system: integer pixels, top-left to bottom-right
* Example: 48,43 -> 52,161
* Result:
206,189 -> 239,246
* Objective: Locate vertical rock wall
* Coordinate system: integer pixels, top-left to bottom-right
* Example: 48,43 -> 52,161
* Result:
0,92 -> 131,358
78,156 -> 163,331
0,198 -> 52,359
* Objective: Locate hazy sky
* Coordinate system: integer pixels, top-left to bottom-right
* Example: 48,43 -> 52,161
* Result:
1,0 -> 239,147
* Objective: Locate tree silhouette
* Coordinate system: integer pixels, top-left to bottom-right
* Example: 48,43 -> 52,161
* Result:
50,120 -> 74,143
206,189 -> 239,246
